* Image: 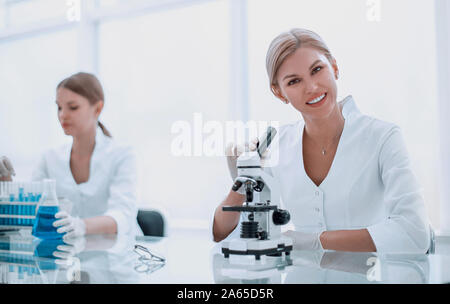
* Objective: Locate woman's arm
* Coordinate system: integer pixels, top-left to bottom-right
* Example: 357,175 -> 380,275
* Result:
213,190 -> 245,242
367,127 -> 430,253
319,127 -> 429,253
104,147 -> 138,235
320,229 -> 377,252
84,216 -> 117,234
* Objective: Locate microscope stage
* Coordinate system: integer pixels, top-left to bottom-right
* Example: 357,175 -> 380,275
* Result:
222,237 -> 293,260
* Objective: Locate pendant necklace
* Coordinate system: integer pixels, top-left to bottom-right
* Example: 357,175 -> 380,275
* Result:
309,129 -> 343,156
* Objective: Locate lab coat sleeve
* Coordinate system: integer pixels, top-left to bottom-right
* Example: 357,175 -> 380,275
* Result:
367,127 -> 430,253
104,147 -> 139,235
31,154 -> 49,181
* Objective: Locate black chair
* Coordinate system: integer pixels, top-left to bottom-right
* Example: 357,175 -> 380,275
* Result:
428,226 -> 436,254
137,209 -> 165,237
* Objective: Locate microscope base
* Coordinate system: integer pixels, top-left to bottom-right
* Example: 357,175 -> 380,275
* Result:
222,238 -> 293,260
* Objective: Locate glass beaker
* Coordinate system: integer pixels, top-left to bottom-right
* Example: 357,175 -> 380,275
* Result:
32,180 -> 62,240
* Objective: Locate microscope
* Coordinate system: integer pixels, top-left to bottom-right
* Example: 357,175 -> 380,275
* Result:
221,127 -> 293,260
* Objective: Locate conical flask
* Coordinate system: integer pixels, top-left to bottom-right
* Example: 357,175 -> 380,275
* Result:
32,179 -> 62,239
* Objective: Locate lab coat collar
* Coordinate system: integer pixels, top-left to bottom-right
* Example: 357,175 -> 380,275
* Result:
340,95 -> 360,119
296,95 -> 361,132
294,95 -> 359,190
93,125 -> 109,152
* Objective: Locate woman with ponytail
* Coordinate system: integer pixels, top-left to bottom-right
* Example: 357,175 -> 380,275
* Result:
32,72 -> 142,239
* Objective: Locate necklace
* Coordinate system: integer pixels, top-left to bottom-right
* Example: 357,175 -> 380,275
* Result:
306,128 -> 344,156
304,111 -> 345,155
319,136 -> 339,155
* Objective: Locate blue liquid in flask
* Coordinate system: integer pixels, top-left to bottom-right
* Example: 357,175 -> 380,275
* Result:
32,180 -> 63,240
32,206 -> 62,239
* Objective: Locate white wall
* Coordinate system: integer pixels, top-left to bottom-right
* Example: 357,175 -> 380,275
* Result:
0,0 -> 445,230
0,28 -> 78,178
98,0 -> 232,228
247,0 -> 441,229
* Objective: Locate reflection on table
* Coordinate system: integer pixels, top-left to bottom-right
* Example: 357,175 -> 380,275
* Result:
0,230 -> 162,284
0,228 -> 449,284
211,245 -> 448,284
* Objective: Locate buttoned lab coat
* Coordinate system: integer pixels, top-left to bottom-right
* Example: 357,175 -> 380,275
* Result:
217,96 -> 430,253
272,95 -> 430,253
32,127 -> 143,236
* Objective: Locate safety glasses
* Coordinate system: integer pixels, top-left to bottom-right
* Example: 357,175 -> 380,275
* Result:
133,244 -> 165,274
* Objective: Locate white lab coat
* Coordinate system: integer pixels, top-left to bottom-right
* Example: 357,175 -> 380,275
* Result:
32,127 -> 143,236
214,95 -> 430,253
271,95 -> 430,253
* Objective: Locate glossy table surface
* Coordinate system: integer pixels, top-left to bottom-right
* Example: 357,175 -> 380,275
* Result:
1,228 -> 450,284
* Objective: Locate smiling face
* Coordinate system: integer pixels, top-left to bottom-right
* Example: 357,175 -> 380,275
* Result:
56,87 -> 103,137
272,46 -> 339,121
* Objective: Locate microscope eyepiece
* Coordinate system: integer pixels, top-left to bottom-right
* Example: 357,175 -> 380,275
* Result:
231,180 -> 243,192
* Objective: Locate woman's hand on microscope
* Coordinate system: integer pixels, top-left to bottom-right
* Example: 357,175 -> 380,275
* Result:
0,156 -> 15,181
225,138 -> 272,178
225,138 -> 258,180
225,138 -> 259,194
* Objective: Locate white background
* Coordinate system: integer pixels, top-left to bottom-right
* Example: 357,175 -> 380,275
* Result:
0,0 -> 447,232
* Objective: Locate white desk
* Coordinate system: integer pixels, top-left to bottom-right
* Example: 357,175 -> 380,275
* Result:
1,228 -> 450,284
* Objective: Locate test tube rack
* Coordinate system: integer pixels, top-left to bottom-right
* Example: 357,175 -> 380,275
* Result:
0,235 -> 41,283
0,181 -> 43,230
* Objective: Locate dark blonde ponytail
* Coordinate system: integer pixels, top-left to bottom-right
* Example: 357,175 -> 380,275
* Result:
57,72 -> 112,138
98,121 -> 112,138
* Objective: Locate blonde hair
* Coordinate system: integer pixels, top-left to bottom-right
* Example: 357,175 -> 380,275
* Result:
266,28 -> 334,91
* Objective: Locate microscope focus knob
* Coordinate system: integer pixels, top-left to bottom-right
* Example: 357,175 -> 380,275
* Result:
272,209 -> 290,225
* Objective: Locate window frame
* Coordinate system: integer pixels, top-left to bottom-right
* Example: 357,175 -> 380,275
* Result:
434,0 -> 450,235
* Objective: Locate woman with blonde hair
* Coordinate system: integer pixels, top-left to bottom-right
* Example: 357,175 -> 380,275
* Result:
213,28 -> 430,253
